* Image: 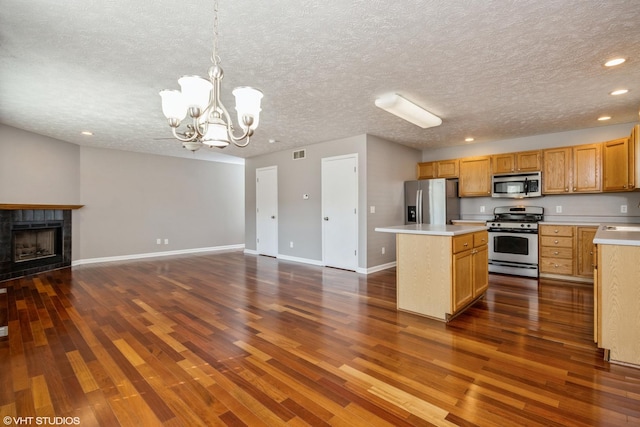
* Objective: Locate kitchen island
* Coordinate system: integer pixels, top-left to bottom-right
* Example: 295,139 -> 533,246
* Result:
593,224 -> 640,368
375,224 -> 488,321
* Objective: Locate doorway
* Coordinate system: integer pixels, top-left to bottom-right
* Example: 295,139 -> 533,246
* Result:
256,166 -> 278,257
321,154 -> 358,270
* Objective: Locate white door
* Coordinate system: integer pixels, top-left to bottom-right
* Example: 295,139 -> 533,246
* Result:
256,166 -> 278,257
322,154 -> 358,270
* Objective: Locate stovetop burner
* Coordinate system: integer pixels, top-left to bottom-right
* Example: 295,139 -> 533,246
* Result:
488,206 -> 544,230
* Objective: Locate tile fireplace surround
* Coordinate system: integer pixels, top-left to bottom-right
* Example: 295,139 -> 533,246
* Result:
0,204 -> 83,281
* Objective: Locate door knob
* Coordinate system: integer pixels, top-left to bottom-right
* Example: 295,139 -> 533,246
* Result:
324,217 -> 329,221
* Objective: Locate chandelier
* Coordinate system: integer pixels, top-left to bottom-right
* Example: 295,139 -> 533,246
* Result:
159,0 -> 263,151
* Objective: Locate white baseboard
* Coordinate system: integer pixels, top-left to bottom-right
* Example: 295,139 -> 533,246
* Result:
276,254 -> 324,266
361,261 -> 396,274
72,244 -> 245,266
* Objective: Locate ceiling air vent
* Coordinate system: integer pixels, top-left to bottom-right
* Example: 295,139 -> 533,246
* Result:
292,149 -> 306,160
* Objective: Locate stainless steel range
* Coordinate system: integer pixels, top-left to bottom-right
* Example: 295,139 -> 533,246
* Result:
487,206 -> 543,278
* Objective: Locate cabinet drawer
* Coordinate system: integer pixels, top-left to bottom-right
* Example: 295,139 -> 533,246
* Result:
540,236 -> 573,248
453,234 -> 474,253
540,225 -> 574,237
473,231 -> 488,247
540,246 -> 573,259
540,257 -> 573,275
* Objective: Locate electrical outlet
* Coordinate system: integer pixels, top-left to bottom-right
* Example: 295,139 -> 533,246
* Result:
480,206 -> 485,213
370,206 -> 376,214
290,241 -> 294,248
164,239 -> 169,245
381,247 -> 385,254
156,238 -> 161,245
555,205 -> 562,213
621,205 -> 628,213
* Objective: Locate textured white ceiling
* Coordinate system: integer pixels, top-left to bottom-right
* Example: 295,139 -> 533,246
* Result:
1,0 -> 639,163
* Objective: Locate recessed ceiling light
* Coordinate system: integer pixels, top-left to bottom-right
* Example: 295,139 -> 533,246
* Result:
465,137 -> 474,142
597,116 -> 611,121
610,89 -> 629,95
81,131 -> 93,136
604,58 -> 626,67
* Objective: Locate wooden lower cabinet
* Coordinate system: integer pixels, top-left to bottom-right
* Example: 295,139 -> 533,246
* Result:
539,224 -> 597,282
452,232 -> 488,312
595,243 -> 640,367
396,231 -> 488,321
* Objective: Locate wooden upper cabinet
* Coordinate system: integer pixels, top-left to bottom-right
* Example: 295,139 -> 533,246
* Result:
542,144 -> 601,194
603,137 -> 632,191
417,162 -> 436,179
436,159 -> 459,178
515,150 -> 542,172
459,156 -> 491,197
417,159 -> 459,179
491,153 -> 516,174
573,143 -> 601,193
542,147 -> 571,194
492,150 -> 541,174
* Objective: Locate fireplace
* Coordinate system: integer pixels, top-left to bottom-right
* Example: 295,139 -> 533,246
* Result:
1,208 -> 74,281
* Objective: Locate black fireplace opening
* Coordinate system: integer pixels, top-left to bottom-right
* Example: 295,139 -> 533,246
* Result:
12,222 -> 63,266
1,209 -> 72,281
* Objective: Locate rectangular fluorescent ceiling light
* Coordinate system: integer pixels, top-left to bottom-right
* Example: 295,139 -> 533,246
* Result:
375,93 -> 442,128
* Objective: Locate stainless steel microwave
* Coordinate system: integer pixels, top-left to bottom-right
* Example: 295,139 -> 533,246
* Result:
491,171 -> 542,198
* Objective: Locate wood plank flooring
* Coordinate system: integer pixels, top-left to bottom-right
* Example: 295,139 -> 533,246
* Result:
1,251 -> 639,426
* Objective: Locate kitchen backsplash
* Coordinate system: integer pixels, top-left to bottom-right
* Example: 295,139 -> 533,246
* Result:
460,191 -> 640,223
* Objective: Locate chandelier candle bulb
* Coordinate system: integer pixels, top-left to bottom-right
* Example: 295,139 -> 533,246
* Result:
158,0 -> 263,150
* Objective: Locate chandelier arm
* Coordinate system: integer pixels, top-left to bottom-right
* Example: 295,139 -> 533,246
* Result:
170,126 -> 198,143
232,136 -> 251,148
216,99 -> 252,142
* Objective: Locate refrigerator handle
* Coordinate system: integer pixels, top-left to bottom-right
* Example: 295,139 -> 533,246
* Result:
417,189 -> 422,224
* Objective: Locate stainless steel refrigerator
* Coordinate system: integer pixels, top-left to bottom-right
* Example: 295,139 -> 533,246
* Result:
404,179 -> 460,225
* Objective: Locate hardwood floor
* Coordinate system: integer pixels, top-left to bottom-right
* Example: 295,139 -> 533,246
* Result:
1,251 -> 639,426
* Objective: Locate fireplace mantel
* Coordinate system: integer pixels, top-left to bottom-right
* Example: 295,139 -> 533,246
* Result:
0,204 -> 84,210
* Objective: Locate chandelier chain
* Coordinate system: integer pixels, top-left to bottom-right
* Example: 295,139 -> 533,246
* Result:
211,0 -> 220,64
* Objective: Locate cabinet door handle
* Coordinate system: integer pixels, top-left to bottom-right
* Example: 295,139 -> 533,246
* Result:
554,229 -> 559,233
554,251 -> 559,255
565,187 -> 569,192
554,240 -> 559,244
554,264 -> 559,268
463,242 -> 468,247
573,187 -> 576,191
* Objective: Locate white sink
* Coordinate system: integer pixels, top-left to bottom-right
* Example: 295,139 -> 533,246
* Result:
604,225 -> 640,232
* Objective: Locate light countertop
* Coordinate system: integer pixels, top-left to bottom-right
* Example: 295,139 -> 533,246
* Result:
375,224 -> 487,236
593,224 -> 640,246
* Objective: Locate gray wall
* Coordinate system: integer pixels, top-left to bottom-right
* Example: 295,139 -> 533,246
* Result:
78,147 -> 245,260
0,124 -> 80,204
422,122 -> 640,223
366,135 -> 421,267
245,134 -> 422,270
0,125 -> 245,262
245,135 -> 368,267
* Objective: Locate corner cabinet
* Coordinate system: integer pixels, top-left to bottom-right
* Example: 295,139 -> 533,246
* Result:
459,156 -> 491,197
